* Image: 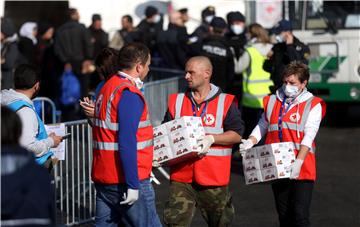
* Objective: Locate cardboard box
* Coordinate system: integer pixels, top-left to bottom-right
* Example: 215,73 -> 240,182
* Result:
153,116 -> 205,166
244,170 -> 263,185
242,142 -> 296,184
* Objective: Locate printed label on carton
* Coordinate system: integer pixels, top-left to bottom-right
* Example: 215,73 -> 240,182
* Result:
261,167 -> 277,182
153,124 -> 168,138
243,158 -> 261,172
153,136 -> 171,151
244,170 -> 263,185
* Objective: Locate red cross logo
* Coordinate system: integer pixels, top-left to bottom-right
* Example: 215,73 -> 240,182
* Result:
203,114 -> 215,126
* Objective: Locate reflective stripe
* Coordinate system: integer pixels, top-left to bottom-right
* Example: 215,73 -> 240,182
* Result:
138,119 -> 151,128
247,79 -> 273,84
137,139 -> 154,150
214,94 -> 226,132
243,93 -> 269,99
268,124 -> 278,132
175,93 -> 185,119
299,97 -> 314,129
294,143 -> 315,154
204,127 -> 224,134
106,84 -> 129,122
94,118 -> 118,131
207,148 -> 232,156
93,139 -> 153,151
266,95 -> 276,121
93,141 -> 118,150
1,218 -> 51,226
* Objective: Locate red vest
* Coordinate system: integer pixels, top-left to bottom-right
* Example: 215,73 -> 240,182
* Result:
263,94 -> 326,180
168,92 -> 235,186
92,75 -> 154,184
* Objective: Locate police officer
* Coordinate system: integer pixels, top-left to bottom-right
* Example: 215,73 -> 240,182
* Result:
201,17 -> 234,92
264,19 -> 310,92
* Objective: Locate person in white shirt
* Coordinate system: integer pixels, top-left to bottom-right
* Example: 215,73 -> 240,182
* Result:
1,64 -> 62,166
239,61 -> 326,227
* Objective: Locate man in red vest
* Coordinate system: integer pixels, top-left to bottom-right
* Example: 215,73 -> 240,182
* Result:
162,56 -> 244,226
240,61 -> 326,227
92,43 -> 161,226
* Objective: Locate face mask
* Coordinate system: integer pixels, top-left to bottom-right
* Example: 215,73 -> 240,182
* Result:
205,15 -> 214,24
153,14 -> 161,23
275,34 -> 285,43
283,84 -> 300,98
134,77 -> 144,90
231,24 -> 244,35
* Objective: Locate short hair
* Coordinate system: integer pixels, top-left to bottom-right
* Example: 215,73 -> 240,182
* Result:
68,8 -> 78,19
14,64 -> 40,90
187,56 -> 213,75
95,48 -> 119,80
282,61 -> 310,83
122,15 -> 133,24
1,106 -> 22,145
118,43 -> 150,70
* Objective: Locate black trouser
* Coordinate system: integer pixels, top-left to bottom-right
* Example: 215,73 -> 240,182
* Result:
271,179 -> 314,227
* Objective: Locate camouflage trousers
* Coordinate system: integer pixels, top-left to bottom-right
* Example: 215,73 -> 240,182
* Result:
163,181 -> 234,227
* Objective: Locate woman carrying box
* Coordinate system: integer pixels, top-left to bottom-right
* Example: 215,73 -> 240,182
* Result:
240,61 -> 326,227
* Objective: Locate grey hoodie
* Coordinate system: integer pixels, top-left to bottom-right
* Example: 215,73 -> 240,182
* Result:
1,89 -> 54,156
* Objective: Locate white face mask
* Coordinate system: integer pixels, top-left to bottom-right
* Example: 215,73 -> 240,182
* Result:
205,15 -> 214,24
230,24 -> 244,35
283,84 -> 300,98
153,14 -> 161,23
275,34 -> 285,43
134,77 -> 144,89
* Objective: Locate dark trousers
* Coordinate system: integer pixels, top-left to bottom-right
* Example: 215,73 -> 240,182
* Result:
272,179 -> 314,227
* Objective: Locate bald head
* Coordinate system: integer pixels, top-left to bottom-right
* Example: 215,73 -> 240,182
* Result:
185,56 -> 213,90
186,56 -> 213,76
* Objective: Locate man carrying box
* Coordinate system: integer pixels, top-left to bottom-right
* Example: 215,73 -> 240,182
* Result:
162,56 -> 244,227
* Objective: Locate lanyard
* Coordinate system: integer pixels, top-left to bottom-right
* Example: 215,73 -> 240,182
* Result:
191,100 -> 208,118
277,98 -> 293,141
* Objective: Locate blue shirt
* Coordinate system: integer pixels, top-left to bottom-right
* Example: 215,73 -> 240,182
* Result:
118,89 -> 144,189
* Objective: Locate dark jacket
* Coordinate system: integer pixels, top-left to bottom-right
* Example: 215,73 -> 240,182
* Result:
18,36 -> 37,65
88,26 -> 108,59
157,23 -> 188,69
225,32 -> 247,60
1,145 -> 54,226
200,35 -> 235,92
263,36 -> 310,89
1,38 -> 18,89
136,19 -> 163,53
54,20 -> 93,64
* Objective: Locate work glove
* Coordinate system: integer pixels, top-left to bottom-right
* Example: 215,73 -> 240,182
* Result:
120,188 -> 139,205
239,139 -> 254,157
197,135 -> 215,157
288,159 -> 304,179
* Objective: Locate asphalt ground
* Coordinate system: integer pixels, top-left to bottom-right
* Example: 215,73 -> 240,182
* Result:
152,105 -> 360,227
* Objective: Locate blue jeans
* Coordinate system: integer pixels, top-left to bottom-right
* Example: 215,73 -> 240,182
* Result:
95,179 -> 162,227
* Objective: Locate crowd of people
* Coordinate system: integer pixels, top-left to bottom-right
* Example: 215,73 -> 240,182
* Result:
1,4 -> 325,227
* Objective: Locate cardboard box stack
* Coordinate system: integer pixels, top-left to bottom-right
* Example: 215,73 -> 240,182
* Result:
243,142 -> 296,185
153,116 -> 205,166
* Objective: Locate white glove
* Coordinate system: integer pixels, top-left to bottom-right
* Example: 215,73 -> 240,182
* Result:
152,159 -> 161,168
120,188 -> 139,205
239,139 -> 254,157
197,135 -> 215,156
288,159 -> 304,179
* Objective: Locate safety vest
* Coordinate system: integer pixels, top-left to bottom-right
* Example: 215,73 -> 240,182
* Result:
168,92 -> 234,186
92,75 -> 154,184
263,94 -> 326,180
242,46 -> 273,108
7,100 -> 54,165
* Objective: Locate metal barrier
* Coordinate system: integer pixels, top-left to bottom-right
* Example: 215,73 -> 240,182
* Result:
33,97 -> 58,124
144,75 -> 187,126
53,120 -> 94,226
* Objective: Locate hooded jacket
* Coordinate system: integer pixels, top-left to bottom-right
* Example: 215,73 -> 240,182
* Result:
1,89 -> 54,156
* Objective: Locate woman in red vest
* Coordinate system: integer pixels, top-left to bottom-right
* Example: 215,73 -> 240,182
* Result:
240,61 -> 326,227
